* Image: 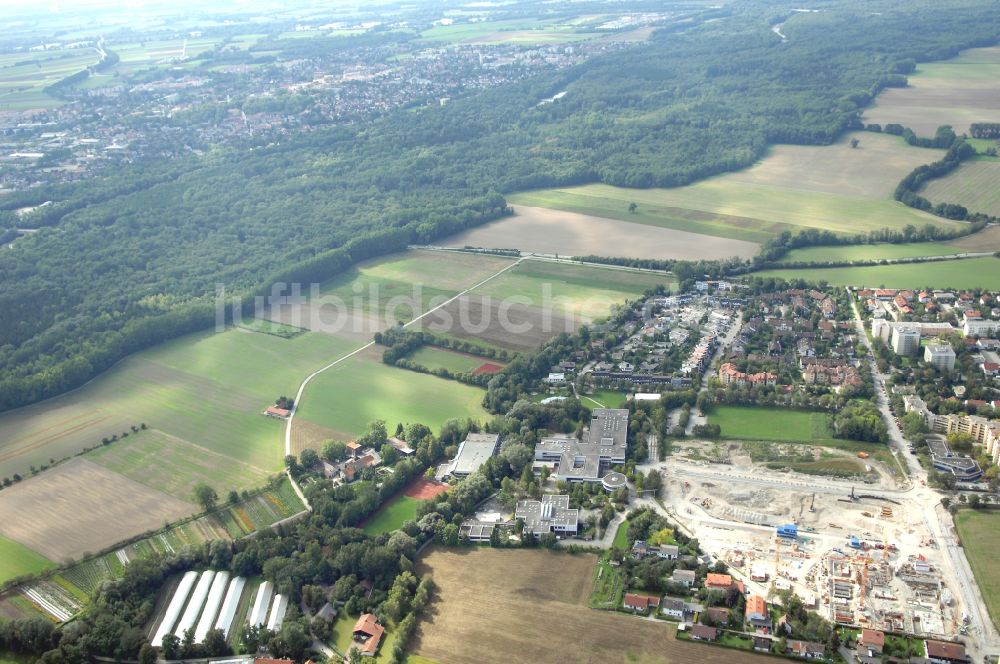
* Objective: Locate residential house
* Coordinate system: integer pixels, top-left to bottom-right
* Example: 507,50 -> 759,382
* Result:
788,639 -> 826,660
705,573 -> 734,590
689,624 -> 718,642
661,597 -> 685,620
745,594 -> 771,630
622,593 -> 660,612
858,629 -> 885,657
924,640 -> 969,664
671,569 -> 696,588
704,607 -> 730,626
351,614 -> 384,657
752,635 -> 772,653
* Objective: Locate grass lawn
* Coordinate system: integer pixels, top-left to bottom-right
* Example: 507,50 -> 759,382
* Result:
406,346 -> 490,374
954,509 -> 1000,631
751,256 -> 1000,290
362,495 -> 421,535
776,242 -> 961,264
582,390 -> 628,409
331,613 -> 399,662
710,406 -> 836,443
295,351 -> 489,440
612,519 -> 630,550
471,260 -> 668,321
0,536 -> 53,585
87,429 -> 272,504
0,327 -> 360,480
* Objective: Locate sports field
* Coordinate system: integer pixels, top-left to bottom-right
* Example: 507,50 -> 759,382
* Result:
709,406 -> 836,443
406,347 -> 493,374
292,348 -> 489,452
921,158 -> 1000,218
751,256 -> 1000,290
362,495 -> 421,536
413,548 -> 780,664
775,242 -> 963,264
954,509 -> 1000,631
863,45 -> 1000,135
86,429 -> 272,503
0,536 -> 53,585
0,327 -> 359,480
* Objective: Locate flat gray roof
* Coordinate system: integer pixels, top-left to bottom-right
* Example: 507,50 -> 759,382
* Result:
449,432 -> 500,476
515,495 -> 578,535
534,409 -> 629,482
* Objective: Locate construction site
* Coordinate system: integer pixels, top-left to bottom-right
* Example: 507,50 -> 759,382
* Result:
659,456 -> 969,640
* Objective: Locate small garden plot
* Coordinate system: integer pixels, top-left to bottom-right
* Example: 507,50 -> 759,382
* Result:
22,580 -> 82,622
60,557 -> 113,597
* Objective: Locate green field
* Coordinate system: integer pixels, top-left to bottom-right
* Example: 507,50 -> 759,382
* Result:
612,519 -> 630,550
362,495 -> 422,536
751,256 -> 1000,290
471,261 -> 667,320
0,327 -> 360,479
954,509 -> 1000,631
406,347 -> 491,374
419,19 -> 596,44
0,47 -> 100,109
87,429 -> 272,503
709,406 -> 836,443
0,536 -> 53,585
921,158 -> 1000,218
295,351 -> 489,442
582,390 -> 627,409
776,242 -> 962,264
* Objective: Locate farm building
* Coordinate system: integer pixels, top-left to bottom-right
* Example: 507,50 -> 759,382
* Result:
514,495 -> 578,539
266,594 -> 289,632
152,571 -> 198,647
248,581 -> 274,628
175,571 -> 216,638
448,432 -> 500,478
351,613 -> 384,657
214,576 -> 247,638
265,406 -> 291,419
195,571 -> 230,643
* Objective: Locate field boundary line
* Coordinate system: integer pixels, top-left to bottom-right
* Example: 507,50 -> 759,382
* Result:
284,257 -> 524,455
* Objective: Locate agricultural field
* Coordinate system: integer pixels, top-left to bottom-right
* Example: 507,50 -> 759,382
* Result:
954,509 -> 1000,631
405,347 -> 494,375
87,429 -> 272,503
920,158 -> 1000,218
266,250 -> 515,343
0,536 -> 53,585
413,548 -> 778,664
419,18 -> 598,45
442,204 -> 760,260
509,133 -> 955,244
0,326 -> 359,480
0,458 -> 192,563
0,47 -> 100,110
709,406 -> 836,443
775,242 -> 964,264
361,495 -> 421,536
291,347 -> 489,454
947,225 -> 1000,252
751,256 -> 1000,290
863,45 -> 1000,135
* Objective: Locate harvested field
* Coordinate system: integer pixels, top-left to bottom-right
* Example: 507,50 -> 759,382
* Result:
0,459 -> 192,563
413,548 -> 780,664
948,225 -> 1000,252
86,429 -> 271,503
418,295 -> 572,352
863,46 -> 1000,135
443,204 -> 759,260
921,158 -> 1000,217
404,477 -> 448,500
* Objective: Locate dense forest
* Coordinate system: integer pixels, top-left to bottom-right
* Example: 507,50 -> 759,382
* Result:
2,0 -> 999,411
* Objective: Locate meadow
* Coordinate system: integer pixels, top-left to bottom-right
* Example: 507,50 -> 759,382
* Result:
0,536 -> 53,586
863,45 -> 1000,135
361,495 -> 421,536
751,256 -> 1000,290
0,47 -> 99,109
406,347 -> 492,375
292,348 -> 489,452
954,509 -> 1000,631
413,548 -> 779,664
775,242 -> 963,263
509,132 -> 955,243
709,406 -> 836,443
921,158 -> 1000,218
0,326 -> 359,480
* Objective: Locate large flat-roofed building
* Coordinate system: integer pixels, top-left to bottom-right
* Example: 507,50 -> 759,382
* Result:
534,409 -> 629,484
890,326 -> 920,355
448,432 -> 500,478
924,343 -> 956,371
515,495 -> 578,538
